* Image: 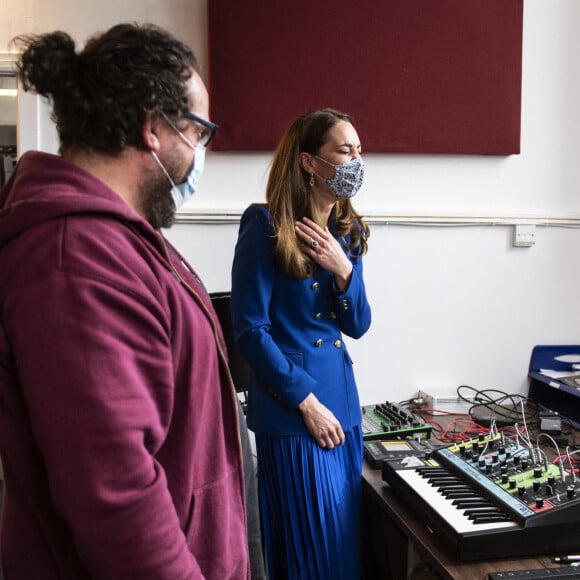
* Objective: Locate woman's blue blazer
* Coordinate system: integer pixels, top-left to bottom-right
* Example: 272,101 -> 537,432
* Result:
231,204 -> 372,437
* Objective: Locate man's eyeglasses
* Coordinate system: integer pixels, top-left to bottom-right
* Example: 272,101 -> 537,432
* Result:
183,112 -> 218,148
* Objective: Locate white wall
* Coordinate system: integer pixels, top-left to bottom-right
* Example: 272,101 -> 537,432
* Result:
3,0 -> 580,406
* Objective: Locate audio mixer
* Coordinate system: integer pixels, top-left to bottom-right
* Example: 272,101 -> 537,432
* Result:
361,400 -> 432,440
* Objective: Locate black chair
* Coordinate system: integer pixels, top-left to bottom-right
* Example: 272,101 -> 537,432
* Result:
210,292 -> 267,578
210,292 -> 251,409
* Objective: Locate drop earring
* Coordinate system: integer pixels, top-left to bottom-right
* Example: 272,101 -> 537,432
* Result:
309,173 -> 315,187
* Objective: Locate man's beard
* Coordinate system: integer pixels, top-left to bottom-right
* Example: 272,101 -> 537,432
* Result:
139,174 -> 176,230
140,152 -> 186,229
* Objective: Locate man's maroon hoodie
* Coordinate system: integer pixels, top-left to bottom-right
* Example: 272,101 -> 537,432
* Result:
0,151 -> 249,579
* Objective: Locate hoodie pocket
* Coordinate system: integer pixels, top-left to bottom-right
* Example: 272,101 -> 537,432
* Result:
184,468 -> 247,578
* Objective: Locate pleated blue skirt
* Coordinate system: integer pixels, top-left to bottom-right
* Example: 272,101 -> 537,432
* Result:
256,426 -> 364,580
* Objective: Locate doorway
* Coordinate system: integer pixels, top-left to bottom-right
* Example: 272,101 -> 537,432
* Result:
0,72 -> 17,187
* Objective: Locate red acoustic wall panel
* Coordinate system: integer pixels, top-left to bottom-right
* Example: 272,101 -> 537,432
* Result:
208,1 -> 523,154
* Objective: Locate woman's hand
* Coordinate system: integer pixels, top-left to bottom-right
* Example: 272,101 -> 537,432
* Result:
298,393 -> 345,449
295,217 -> 352,290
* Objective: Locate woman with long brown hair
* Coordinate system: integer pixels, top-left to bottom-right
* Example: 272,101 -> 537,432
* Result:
231,108 -> 371,579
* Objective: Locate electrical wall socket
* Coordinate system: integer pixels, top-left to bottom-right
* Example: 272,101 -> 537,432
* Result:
513,224 -> 536,247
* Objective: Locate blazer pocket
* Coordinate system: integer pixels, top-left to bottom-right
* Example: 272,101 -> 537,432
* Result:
284,351 -> 304,368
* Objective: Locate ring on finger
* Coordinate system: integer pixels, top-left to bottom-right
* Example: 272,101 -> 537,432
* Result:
311,239 -> 319,249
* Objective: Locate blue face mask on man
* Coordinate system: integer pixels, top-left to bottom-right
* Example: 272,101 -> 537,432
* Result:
151,112 -> 206,209
169,144 -> 206,208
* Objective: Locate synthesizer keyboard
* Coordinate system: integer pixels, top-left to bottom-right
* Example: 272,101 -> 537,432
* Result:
361,401 -> 432,440
381,432 -> 580,560
488,569 -> 580,579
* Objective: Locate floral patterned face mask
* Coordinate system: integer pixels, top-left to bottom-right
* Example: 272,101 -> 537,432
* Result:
315,155 -> 365,199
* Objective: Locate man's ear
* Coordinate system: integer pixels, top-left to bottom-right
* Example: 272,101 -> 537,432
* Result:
143,111 -> 161,151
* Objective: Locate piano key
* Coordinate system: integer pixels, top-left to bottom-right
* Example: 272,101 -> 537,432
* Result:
453,499 -> 496,508
465,507 -> 507,516
428,477 -> 463,486
443,490 -> 480,500
470,513 -> 513,524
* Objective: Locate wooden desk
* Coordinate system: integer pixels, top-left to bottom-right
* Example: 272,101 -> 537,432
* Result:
363,463 -> 559,580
